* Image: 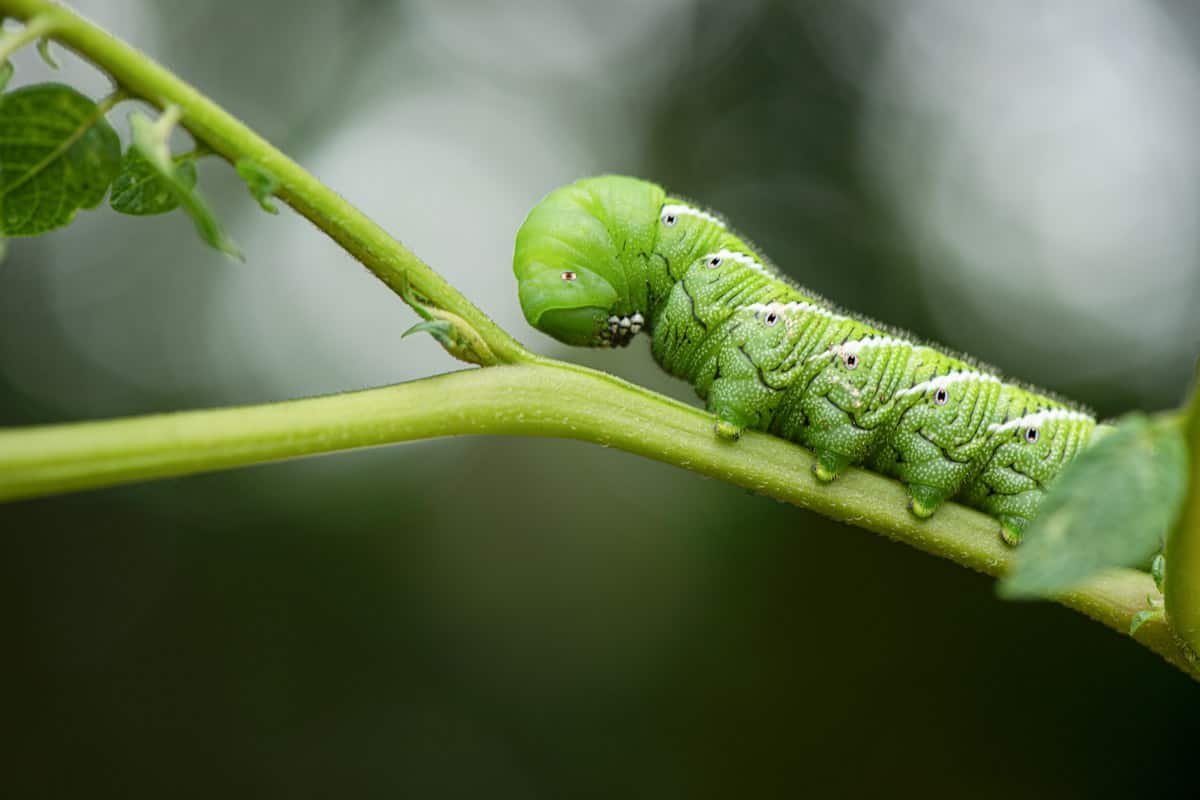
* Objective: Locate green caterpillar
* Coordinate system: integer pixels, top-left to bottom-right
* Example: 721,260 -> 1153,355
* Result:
512,175 -> 1096,544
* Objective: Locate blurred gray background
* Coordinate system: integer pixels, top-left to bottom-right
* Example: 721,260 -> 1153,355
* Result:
3,0 -> 1200,796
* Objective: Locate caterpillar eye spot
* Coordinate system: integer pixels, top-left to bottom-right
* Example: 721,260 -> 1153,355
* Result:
1025,427 -> 1040,443
764,312 -> 779,327
560,271 -> 577,282
662,213 -> 678,227
708,256 -> 722,269
934,388 -> 949,405
844,353 -> 859,370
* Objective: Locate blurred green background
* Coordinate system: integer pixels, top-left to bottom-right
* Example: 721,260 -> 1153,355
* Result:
4,0 -> 1200,796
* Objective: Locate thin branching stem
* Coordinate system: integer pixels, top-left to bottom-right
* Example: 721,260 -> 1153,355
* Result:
0,0 -> 529,364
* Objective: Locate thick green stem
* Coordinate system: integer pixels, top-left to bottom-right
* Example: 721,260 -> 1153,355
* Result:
0,363 -> 1193,678
0,0 -> 529,364
1165,370 -> 1200,662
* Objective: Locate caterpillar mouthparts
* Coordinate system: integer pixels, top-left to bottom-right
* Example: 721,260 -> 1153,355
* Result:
600,312 -> 645,348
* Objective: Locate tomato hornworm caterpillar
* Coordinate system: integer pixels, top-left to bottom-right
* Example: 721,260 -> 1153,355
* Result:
512,176 -> 1096,544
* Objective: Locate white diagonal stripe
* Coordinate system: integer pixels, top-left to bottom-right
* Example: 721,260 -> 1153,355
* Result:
839,336 -> 912,355
987,408 -> 1094,434
704,248 -> 772,277
895,370 -> 1000,398
804,334 -> 913,362
662,203 -> 725,228
743,301 -> 846,323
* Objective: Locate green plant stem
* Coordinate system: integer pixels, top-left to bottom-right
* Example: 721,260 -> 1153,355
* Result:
1165,370 -> 1200,662
0,363 -> 1193,679
0,0 -> 528,365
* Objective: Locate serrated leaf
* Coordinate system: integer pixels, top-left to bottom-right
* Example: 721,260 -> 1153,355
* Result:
110,148 -> 197,215
235,158 -> 279,214
1000,414 -> 1189,599
0,61 -> 13,92
0,83 -> 121,236
128,109 -> 242,260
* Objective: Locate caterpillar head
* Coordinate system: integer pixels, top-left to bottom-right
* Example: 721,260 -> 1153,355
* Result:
513,176 -> 665,346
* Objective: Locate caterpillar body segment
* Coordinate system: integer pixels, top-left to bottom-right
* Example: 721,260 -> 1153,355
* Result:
512,175 -> 1097,543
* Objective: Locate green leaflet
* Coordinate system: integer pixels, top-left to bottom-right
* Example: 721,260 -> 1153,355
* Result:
235,158 -> 280,214
0,83 -> 121,236
1130,609 -> 1163,635
110,149 -> 198,215
0,62 -> 13,92
999,414 -> 1188,599
399,274 -> 497,366
127,109 -> 242,260
36,38 -> 59,70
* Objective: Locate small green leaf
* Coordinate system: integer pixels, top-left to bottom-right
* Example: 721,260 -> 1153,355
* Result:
1000,413 -> 1189,599
402,319 -> 457,349
397,273 -> 498,366
36,38 -> 58,70
0,83 -> 121,236
1130,609 -> 1163,636
0,61 -> 13,92
235,158 -> 279,214
110,149 -> 197,215
0,235 -> 7,263
128,109 -> 242,260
